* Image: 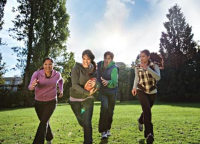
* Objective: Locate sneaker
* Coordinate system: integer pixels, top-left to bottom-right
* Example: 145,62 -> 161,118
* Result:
101,132 -> 108,139
47,140 -> 52,144
106,130 -> 111,136
137,118 -> 143,132
146,133 -> 154,144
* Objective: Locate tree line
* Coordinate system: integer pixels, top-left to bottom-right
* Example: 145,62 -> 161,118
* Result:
0,3 -> 200,107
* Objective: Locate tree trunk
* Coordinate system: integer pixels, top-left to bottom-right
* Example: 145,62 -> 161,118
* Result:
23,0 -> 35,90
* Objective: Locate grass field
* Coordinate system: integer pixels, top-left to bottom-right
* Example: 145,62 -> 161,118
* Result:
0,101 -> 200,144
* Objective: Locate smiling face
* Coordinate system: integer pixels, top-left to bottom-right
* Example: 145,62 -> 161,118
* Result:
140,52 -> 150,64
43,59 -> 53,73
82,54 -> 91,68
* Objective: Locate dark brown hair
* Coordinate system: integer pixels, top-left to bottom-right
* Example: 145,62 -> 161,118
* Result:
40,57 -> 54,70
43,57 -> 54,64
82,49 -> 96,74
141,49 -> 164,68
104,51 -> 114,59
141,49 -> 150,57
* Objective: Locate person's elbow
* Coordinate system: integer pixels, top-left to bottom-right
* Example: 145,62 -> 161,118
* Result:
156,75 -> 161,81
28,85 -> 34,91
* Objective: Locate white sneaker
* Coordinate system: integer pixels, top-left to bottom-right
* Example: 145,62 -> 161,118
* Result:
47,140 -> 52,144
137,118 -> 143,132
101,132 -> 108,139
107,130 -> 111,136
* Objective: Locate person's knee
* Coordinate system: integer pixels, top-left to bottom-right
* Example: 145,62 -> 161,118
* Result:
101,105 -> 108,112
143,108 -> 151,115
40,116 -> 50,125
40,119 -> 48,127
83,120 -> 92,128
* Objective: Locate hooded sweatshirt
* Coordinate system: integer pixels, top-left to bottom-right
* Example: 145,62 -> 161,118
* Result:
70,62 -> 95,100
28,69 -> 63,101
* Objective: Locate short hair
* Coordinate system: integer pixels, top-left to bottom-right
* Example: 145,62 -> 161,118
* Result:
104,51 -> 114,59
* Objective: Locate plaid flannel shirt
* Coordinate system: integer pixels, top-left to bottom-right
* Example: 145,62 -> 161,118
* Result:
136,62 -> 157,93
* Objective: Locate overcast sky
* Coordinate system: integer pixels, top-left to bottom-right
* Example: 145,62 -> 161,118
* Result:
1,0 -> 200,77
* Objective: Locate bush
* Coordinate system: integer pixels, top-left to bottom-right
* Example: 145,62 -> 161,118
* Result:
0,90 -> 34,108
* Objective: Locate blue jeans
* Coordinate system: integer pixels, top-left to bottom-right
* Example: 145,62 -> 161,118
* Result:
70,98 -> 94,144
33,99 -> 57,144
98,93 -> 116,133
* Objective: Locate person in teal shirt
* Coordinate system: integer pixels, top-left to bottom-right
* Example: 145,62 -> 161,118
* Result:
97,51 -> 118,139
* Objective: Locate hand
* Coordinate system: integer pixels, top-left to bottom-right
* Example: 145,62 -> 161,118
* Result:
89,88 -> 97,96
140,63 -> 147,70
32,79 -> 39,88
132,88 -> 137,96
101,77 -> 109,86
88,79 -> 96,88
58,91 -> 63,98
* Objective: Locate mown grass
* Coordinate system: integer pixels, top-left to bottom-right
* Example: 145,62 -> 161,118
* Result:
0,101 -> 200,144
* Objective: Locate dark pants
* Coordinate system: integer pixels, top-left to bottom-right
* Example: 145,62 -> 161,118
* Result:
99,93 -> 116,133
137,90 -> 157,138
33,99 -> 57,144
70,98 -> 94,144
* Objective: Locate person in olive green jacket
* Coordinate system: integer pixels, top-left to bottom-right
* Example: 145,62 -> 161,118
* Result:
69,49 -> 97,144
97,51 -> 119,139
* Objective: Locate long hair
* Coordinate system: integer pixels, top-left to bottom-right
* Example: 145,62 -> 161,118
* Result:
82,49 -> 96,74
141,49 -> 164,69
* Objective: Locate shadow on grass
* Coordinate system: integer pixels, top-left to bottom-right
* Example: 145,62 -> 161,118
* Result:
1,100 -> 200,112
0,103 -> 68,112
99,138 -> 108,144
138,138 -> 145,144
155,101 -> 200,108
95,100 -> 200,108
0,107 -> 33,112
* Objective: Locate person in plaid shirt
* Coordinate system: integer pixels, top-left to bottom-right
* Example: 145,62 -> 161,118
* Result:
132,49 -> 163,144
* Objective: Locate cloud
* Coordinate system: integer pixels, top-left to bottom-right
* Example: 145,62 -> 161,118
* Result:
121,0 -> 135,5
2,0 -> 200,77
67,0 -> 134,64
68,0 -> 200,65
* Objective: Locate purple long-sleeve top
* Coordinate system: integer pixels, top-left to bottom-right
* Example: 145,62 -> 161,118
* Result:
28,69 -> 63,101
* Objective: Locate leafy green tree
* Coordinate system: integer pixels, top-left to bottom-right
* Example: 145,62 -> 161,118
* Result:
117,63 -> 132,101
9,0 -> 40,89
0,52 -> 6,84
0,0 -> 7,44
0,0 -> 7,84
159,4 -> 198,101
31,0 -> 70,70
10,0 -> 73,90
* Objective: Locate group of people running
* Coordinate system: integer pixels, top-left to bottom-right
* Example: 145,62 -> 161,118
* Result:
28,49 -> 163,144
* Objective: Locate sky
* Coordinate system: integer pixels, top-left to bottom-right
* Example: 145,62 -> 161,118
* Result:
0,0 -> 200,77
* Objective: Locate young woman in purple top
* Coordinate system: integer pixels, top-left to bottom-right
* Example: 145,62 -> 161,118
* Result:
28,57 -> 63,144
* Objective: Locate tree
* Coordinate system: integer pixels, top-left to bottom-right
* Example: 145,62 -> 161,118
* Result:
159,4 -> 199,101
0,0 -> 7,44
31,0 -> 70,70
117,63 -> 133,101
0,0 -> 7,83
56,52 -> 75,102
0,52 -> 6,84
10,0 -> 73,90
9,0 -> 39,89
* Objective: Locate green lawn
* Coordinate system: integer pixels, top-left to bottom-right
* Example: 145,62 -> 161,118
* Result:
0,101 -> 200,144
